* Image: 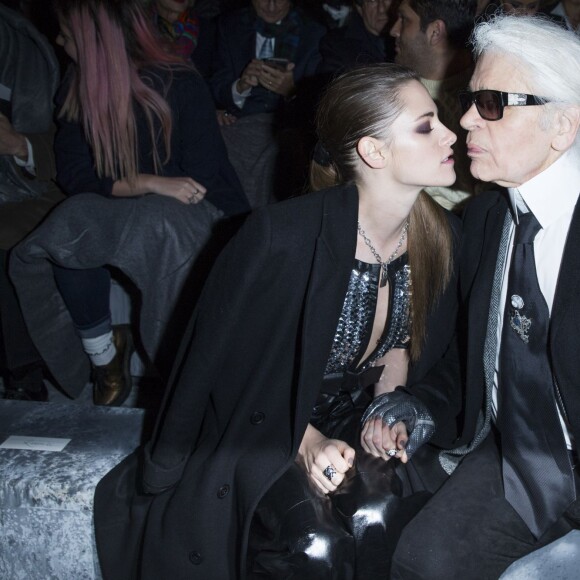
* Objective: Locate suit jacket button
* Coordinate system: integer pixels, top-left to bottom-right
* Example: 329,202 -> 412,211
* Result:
250,411 -> 265,425
189,551 -> 203,565
218,484 -> 230,498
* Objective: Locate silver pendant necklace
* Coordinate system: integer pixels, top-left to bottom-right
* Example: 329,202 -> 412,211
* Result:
357,220 -> 409,287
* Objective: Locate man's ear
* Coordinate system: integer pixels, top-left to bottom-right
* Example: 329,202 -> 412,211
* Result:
357,136 -> 387,168
426,19 -> 446,47
551,105 -> 580,153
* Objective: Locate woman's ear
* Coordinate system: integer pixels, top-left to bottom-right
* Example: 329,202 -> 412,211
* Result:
551,105 -> 580,153
357,136 -> 387,169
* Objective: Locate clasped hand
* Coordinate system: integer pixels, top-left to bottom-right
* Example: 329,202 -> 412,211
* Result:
297,424 -> 355,495
237,59 -> 295,97
361,417 -> 409,463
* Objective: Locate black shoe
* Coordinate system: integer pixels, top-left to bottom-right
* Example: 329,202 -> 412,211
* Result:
92,325 -> 134,406
4,365 -> 48,402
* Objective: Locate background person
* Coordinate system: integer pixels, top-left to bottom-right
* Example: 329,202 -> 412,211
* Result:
210,0 -> 326,206
0,1 -> 64,401
318,0 -> 396,76
146,0 -> 217,79
391,0 -> 481,211
11,0 -> 248,406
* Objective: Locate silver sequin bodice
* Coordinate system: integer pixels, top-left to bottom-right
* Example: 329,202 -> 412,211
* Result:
324,254 -> 411,376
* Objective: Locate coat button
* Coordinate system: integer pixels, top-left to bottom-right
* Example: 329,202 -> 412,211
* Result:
250,411 -> 265,425
217,484 -> 230,499
189,551 -> 202,565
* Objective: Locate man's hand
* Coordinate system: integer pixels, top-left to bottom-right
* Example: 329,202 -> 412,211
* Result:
258,62 -> 296,97
236,59 -> 264,93
0,113 -> 28,159
361,417 -> 409,463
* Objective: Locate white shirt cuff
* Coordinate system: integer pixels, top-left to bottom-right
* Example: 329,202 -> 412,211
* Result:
232,80 -> 251,109
13,137 -> 36,175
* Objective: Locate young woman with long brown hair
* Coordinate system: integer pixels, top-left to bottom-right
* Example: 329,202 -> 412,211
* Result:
95,63 -> 460,579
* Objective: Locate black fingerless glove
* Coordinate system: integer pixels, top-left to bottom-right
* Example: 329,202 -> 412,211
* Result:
360,390 -> 436,458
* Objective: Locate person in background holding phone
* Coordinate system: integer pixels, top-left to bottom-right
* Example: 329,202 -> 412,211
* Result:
210,0 -> 326,206
211,0 -> 324,123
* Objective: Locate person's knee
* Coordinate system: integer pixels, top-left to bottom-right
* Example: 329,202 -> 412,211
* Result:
391,521 -> 452,580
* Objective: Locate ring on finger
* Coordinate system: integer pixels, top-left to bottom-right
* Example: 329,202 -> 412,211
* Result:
386,449 -> 398,458
322,465 -> 337,482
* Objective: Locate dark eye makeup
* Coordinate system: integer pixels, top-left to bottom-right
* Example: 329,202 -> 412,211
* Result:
415,122 -> 433,134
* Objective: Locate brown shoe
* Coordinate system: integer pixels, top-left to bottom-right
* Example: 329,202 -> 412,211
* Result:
92,325 -> 134,406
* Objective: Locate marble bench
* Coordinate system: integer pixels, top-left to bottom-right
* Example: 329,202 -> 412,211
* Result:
0,400 -> 147,580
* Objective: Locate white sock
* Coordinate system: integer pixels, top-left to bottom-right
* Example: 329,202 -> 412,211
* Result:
81,331 -> 116,367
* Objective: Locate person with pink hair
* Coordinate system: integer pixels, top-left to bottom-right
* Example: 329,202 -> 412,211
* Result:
11,0 -> 248,406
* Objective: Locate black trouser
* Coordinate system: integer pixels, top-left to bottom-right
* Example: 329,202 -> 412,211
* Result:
52,264 -> 111,335
0,249 -> 42,376
391,432 -> 580,580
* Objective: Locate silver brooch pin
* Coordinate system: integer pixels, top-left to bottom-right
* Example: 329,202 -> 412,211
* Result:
511,294 -> 524,309
509,294 -> 531,343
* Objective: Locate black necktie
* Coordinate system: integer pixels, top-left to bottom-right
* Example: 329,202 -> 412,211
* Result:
498,211 -> 576,538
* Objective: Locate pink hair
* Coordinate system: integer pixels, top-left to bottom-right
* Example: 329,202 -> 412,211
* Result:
57,0 -> 188,185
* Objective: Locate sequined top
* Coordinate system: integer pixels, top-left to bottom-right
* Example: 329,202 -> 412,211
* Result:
324,253 -> 411,376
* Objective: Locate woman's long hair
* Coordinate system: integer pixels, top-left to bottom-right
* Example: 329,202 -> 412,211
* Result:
311,64 -> 454,361
55,0 -> 187,185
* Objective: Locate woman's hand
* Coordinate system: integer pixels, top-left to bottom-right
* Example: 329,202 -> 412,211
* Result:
149,176 -> 207,204
361,417 -> 409,463
112,174 -> 206,204
296,423 -> 355,494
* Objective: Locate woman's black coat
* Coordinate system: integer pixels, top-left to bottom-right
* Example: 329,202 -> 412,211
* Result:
94,183 -> 460,579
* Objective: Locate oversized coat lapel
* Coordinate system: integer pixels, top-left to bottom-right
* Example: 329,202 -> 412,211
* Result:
292,185 -> 358,452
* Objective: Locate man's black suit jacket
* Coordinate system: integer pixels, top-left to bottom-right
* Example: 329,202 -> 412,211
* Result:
407,190 -> 580,452
210,7 -> 325,116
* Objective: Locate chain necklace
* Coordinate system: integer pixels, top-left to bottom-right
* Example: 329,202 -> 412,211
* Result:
357,219 -> 409,287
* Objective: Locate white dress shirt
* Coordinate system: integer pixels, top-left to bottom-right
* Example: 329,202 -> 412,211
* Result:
492,151 -> 580,449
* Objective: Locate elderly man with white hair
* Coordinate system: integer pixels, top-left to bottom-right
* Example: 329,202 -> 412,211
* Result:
383,14 -> 580,579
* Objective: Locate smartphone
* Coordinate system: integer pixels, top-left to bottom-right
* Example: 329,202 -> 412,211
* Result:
262,57 -> 289,71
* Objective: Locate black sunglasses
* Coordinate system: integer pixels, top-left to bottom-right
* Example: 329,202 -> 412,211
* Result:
458,89 -> 548,121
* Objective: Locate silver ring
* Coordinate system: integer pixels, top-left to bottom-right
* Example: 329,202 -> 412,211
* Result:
386,449 -> 398,457
322,465 -> 337,481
